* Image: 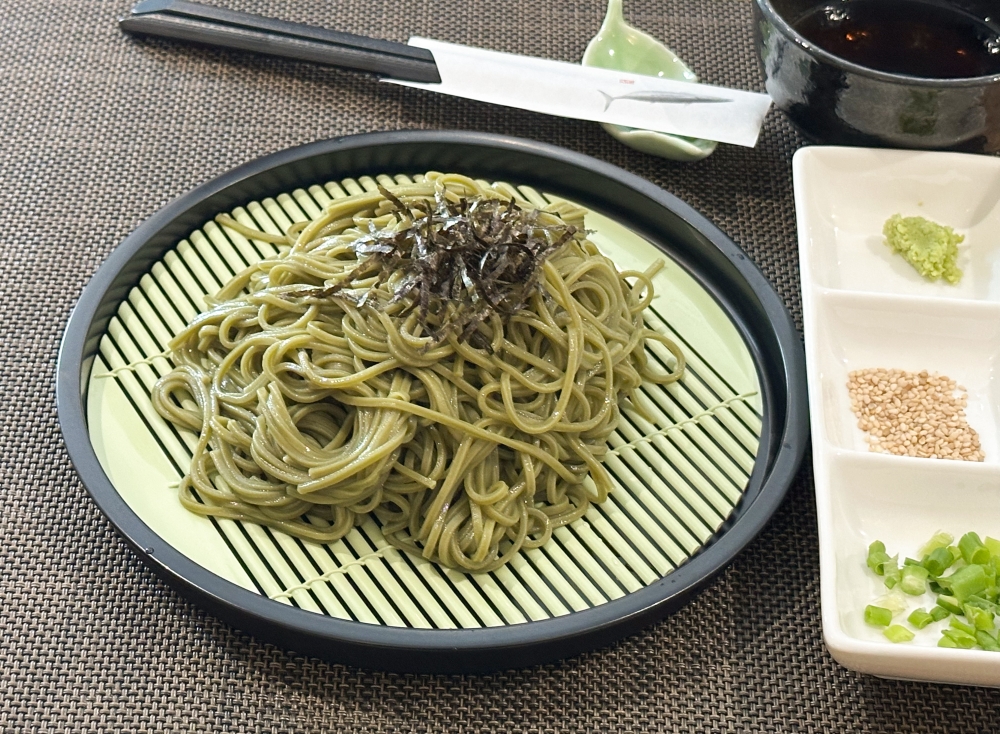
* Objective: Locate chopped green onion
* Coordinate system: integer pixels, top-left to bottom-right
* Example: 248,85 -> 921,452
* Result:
959,532 -> 991,566
907,608 -> 935,629
863,534 -> 1000,652
941,628 -> 977,649
931,605 -> 951,622
880,554 -> 900,588
985,564 -> 997,586
873,592 -> 908,616
947,564 -> 989,602
937,595 -> 964,615
883,625 -> 914,643
900,564 -> 930,595
950,617 -> 977,635
918,531 -> 954,558
965,595 -> 998,612
865,605 -> 893,627
929,580 -> 947,595
963,604 -> 995,631
976,630 -> 1000,652
866,541 -> 893,576
922,546 -> 955,577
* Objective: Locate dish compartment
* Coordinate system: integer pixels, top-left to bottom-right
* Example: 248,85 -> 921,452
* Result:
823,451 -> 1000,646
809,289 -> 1000,463
820,451 -> 1000,686
794,146 -> 1000,302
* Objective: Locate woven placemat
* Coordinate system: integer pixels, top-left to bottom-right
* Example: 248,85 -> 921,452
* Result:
2,0 -> 997,731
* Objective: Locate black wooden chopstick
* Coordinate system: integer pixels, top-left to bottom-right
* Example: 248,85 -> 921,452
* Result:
119,0 -> 442,83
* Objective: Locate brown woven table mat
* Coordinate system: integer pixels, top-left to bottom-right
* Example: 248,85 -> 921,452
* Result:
2,0 -> 998,730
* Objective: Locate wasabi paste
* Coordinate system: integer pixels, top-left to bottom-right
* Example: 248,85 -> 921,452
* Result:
883,214 -> 964,284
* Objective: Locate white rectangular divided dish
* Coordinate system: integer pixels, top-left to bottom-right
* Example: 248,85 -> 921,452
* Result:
794,146 -> 1000,687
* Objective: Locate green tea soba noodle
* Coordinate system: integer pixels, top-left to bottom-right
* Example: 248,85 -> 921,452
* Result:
151,173 -> 684,572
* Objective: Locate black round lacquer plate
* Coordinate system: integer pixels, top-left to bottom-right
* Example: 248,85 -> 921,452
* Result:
57,131 -> 807,673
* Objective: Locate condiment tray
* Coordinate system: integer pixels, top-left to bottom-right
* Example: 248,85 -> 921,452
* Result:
794,146 -> 1000,687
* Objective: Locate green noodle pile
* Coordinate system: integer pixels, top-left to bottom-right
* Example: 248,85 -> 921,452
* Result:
151,173 -> 684,572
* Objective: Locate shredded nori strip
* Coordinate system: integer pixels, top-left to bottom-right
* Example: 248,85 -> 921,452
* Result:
288,186 -> 579,345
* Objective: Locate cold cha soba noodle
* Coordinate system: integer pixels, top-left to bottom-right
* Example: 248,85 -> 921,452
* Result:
152,173 -> 684,573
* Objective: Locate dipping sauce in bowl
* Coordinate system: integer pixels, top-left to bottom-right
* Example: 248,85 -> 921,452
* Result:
793,0 -> 1000,79
753,0 -> 1000,152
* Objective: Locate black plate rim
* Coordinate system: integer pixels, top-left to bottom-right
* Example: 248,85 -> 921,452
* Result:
56,129 -> 808,673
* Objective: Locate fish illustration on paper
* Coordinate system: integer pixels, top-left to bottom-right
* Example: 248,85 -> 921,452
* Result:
598,89 -> 731,111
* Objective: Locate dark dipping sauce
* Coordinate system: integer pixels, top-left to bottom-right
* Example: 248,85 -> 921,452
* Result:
792,0 -> 1000,79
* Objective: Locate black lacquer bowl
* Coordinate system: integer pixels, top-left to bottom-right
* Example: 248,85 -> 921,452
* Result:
57,131 -> 808,673
754,0 -> 1000,152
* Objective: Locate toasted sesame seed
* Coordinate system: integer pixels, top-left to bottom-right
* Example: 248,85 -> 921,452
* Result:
846,368 -> 985,462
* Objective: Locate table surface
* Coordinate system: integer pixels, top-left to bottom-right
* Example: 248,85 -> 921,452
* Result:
3,0 -> 998,731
